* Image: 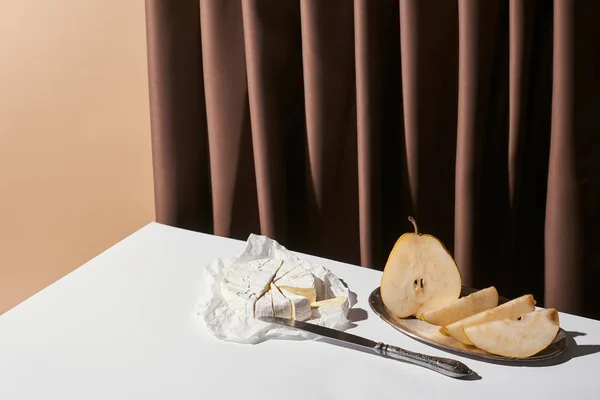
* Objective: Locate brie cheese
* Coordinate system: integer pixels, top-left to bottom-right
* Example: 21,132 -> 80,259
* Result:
311,296 -> 349,318
224,258 -> 283,294
270,283 -> 292,318
273,260 -> 297,281
280,288 -> 312,321
277,286 -> 317,304
275,263 -> 317,303
221,258 -> 283,316
254,291 -> 274,318
200,233 -> 354,344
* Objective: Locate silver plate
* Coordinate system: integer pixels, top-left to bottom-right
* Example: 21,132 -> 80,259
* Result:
369,286 -> 568,363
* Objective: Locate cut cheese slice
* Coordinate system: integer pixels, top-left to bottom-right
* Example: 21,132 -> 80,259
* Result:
280,288 -> 312,321
277,286 -> 317,304
270,283 -> 292,318
311,296 -> 349,318
254,291 -> 274,318
275,264 -> 317,304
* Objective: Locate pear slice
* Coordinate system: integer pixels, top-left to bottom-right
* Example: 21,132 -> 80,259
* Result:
444,294 -> 536,345
420,286 -> 498,326
380,217 -> 461,318
464,308 -> 560,358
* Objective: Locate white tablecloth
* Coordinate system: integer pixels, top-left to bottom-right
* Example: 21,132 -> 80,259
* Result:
1,222 -> 599,399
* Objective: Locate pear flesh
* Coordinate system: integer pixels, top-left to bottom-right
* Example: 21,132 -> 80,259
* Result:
444,294 -> 536,345
381,218 -> 461,319
464,308 -> 560,358
420,286 -> 498,327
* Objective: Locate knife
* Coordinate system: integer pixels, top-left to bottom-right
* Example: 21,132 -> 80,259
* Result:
258,316 -> 476,379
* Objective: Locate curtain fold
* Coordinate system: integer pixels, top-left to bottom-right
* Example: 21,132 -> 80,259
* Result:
145,0 -> 600,318
145,0 -> 212,233
300,0 -> 360,263
241,0 -> 290,241
399,0 -> 459,268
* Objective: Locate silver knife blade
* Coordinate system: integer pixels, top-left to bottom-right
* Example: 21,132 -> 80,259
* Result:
259,315 -> 378,348
258,316 -> 477,380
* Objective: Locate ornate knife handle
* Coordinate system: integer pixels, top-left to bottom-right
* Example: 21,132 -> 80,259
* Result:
374,342 -> 475,379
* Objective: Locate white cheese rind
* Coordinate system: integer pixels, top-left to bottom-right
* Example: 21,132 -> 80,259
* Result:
311,296 -> 349,318
275,264 -> 317,300
273,260 -> 297,281
279,288 -> 312,321
224,258 -> 283,294
270,283 -> 292,318
254,292 -> 274,318
221,258 -> 283,317
277,286 -> 317,304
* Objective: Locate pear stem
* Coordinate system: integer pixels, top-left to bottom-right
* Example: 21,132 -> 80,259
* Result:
408,216 -> 420,235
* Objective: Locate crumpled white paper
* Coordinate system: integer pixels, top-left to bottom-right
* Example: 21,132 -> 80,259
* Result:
196,234 -> 356,344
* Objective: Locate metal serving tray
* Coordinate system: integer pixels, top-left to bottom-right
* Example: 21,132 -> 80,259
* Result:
369,286 -> 567,363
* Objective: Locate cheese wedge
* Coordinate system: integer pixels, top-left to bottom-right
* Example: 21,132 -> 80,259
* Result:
311,296 -> 349,318
277,286 -> 317,304
274,262 -> 318,304
273,260 -> 297,280
253,291 -> 274,318
280,288 -> 312,321
223,258 -> 283,297
276,264 -> 316,289
444,294 -> 536,345
270,283 -> 292,318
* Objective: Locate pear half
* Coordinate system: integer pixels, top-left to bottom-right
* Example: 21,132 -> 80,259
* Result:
380,217 -> 461,318
444,294 -> 536,345
420,286 -> 498,326
464,308 -> 560,358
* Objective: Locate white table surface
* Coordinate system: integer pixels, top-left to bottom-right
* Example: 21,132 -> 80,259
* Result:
1,222 -> 599,399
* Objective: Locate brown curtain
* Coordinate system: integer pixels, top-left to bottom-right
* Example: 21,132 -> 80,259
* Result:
144,0 -> 600,319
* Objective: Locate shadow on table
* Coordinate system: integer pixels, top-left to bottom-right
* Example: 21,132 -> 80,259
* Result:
313,331 -> 599,381
453,331 -> 600,368
347,307 -> 368,323
314,336 -> 483,381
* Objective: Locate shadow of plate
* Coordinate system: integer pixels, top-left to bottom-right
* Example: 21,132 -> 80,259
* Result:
456,331 -> 600,367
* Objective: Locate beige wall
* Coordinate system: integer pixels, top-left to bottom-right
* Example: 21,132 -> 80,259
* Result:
0,1 -> 155,313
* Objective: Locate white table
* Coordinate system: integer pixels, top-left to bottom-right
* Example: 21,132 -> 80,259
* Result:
1,222 -> 599,399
